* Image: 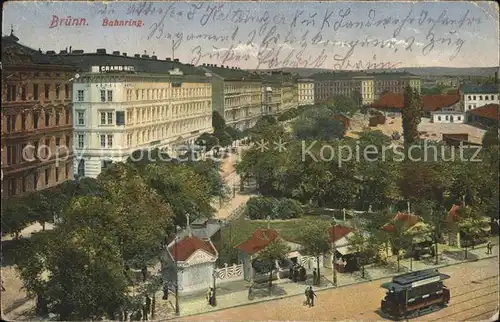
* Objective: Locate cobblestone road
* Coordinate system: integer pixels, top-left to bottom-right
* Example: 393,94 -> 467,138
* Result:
177,257 -> 499,321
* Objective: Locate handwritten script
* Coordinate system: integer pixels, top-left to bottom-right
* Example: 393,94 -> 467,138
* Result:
104,2 -> 484,69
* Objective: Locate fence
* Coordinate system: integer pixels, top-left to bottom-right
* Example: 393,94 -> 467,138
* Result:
224,204 -> 246,223
214,263 -> 244,284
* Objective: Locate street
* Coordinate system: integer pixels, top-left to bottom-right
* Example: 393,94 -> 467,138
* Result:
177,257 -> 499,321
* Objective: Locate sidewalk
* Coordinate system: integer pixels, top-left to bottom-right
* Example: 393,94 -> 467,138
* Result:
155,236 -> 498,320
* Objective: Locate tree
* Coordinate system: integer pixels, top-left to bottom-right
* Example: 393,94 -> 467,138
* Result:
347,227 -> 380,278
482,126 -> 499,149
327,95 -> 359,116
26,187 -> 68,230
455,206 -> 490,258
256,239 -> 290,288
225,126 -> 243,141
245,197 -> 278,220
195,132 -> 219,152
298,220 -> 331,285
275,198 -> 304,219
15,228 -> 129,320
1,198 -> 32,238
402,86 -> 423,145
212,111 -> 226,132
214,130 -> 233,147
292,107 -> 345,140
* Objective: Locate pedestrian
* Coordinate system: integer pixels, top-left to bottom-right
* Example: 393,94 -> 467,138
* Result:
206,287 -> 213,306
309,286 -> 317,307
293,265 -> 298,282
162,283 -> 169,300
289,265 -> 294,280
141,265 -> 147,282
313,268 -> 318,285
304,286 -> 310,307
486,241 -> 493,254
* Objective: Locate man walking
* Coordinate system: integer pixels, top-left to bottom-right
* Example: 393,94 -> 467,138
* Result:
304,286 -> 311,307
486,241 -> 493,255
309,286 -> 317,307
313,268 -> 318,285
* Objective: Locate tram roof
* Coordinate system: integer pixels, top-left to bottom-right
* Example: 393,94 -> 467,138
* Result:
381,269 -> 450,291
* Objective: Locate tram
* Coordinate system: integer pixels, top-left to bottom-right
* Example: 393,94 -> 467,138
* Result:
380,269 -> 450,320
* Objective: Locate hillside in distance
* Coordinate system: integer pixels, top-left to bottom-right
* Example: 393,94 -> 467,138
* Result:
252,67 -> 499,77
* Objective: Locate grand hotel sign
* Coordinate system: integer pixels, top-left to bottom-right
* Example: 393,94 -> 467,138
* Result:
98,65 -> 135,72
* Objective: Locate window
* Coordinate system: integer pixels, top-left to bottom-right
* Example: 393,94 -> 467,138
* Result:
101,160 -> 113,170
458,116 -> 461,121
445,115 -> 449,120
65,163 -> 70,179
116,111 -> 125,125
65,84 -> 70,99
100,112 -> 106,125
55,84 -> 60,99
33,84 -> 39,100
55,137 -> 61,148
45,84 -> 50,100
21,114 -> 26,130
479,95 -> 482,100
107,90 -> 113,102
66,109 -> 70,124
100,135 -> 106,148
6,85 -> 16,101
127,133 -> 132,146
34,141 -> 39,158
7,145 -> 17,165
8,178 -> 17,197
107,112 -> 113,124
55,112 -> 60,126
66,135 -> 71,148
468,105 -> 472,110
55,166 -> 59,182
491,95 -> 495,100
77,159 -> 85,177
77,134 -> 85,149
107,135 -> 113,148
45,168 -> 51,186
45,112 -> 50,127
33,171 -> 39,189
6,115 -> 16,132
101,90 -> 106,102
77,111 -> 85,125
77,90 -> 84,101
21,85 -> 27,100
473,95 -> 476,100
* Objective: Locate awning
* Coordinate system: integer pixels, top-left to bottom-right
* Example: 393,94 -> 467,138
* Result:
336,245 -> 356,255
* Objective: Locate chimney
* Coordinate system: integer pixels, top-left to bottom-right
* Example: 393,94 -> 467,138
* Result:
134,54 -> 141,58
122,53 -> 127,56
186,213 -> 192,237
46,50 -> 56,55
152,55 -> 157,60
72,49 -> 84,54
59,49 -> 68,54
166,57 -> 171,61
221,65 -> 224,68
174,58 -> 179,62
69,46 -> 72,53
96,48 -> 106,54
141,54 -> 149,58
112,51 -> 120,55
202,63 -> 206,66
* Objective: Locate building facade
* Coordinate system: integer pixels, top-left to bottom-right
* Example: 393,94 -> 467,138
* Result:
261,73 -> 283,115
431,111 -> 466,124
460,84 -> 499,112
280,72 -> 298,111
311,71 -> 421,106
1,31 -> 75,198
202,64 -> 262,130
297,78 -> 315,106
48,49 -> 212,178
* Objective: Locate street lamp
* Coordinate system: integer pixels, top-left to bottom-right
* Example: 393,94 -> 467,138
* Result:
173,225 -> 180,316
212,264 -> 217,306
331,220 -> 338,287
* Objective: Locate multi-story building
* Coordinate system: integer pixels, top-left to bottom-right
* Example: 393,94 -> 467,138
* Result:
48,48 -> 212,178
260,72 -> 283,115
311,71 -> 421,106
201,64 -> 262,130
460,84 -> 499,112
1,31 -> 76,198
280,72 -> 298,111
297,78 -> 315,106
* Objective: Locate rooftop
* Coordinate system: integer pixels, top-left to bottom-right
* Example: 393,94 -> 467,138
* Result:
327,225 -> 354,243
168,235 -> 216,262
460,83 -> 499,94
371,93 -> 460,112
201,64 -> 262,81
468,103 -> 499,121
234,228 -> 279,255
382,212 -> 420,232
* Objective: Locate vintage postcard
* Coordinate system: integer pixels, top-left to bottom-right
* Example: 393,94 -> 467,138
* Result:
1,1 -> 499,321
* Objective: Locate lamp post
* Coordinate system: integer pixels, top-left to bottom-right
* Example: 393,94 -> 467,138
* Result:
331,220 -> 337,287
174,225 -> 180,316
212,264 -> 217,306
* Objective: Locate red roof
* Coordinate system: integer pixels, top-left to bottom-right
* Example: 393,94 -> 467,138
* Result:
234,229 -> 279,254
371,93 -> 460,112
383,212 -> 420,232
168,235 -> 216,261
327,225 -> 354,243
469,104 -> 499,121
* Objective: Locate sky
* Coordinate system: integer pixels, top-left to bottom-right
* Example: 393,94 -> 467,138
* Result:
2,1 -> 499,70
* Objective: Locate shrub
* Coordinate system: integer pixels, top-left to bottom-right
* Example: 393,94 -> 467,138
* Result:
275,198 -> 304,219
245,197 -> 278,220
